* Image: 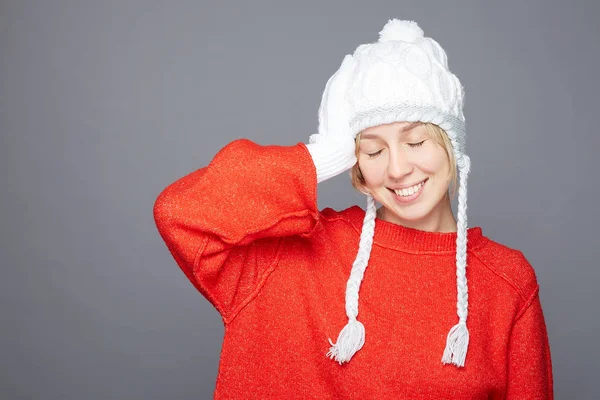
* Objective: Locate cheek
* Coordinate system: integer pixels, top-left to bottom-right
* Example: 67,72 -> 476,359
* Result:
416,148 -> 450,175
358,158 -> 386,185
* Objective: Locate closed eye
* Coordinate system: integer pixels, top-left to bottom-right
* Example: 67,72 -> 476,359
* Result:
367,150 -> 383,158
367,140 -> 425,157
408,140 -> 426,148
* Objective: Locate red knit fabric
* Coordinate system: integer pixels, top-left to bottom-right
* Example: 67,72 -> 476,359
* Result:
153,139 -> 553,399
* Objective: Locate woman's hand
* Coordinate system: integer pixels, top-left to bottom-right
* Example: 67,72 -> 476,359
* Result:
306,55 -> 358,183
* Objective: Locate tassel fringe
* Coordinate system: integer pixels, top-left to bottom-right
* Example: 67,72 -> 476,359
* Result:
326,319 -> 365,365
441,321 -> 469,367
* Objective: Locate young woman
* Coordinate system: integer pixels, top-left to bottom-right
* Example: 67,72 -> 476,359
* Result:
154,19 -> 553,399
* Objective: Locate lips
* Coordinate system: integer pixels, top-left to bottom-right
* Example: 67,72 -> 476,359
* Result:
386,178 -> 428,203
387,178 -> 429,193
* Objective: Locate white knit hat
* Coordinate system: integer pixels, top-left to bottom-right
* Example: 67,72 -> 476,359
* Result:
326,19 -> 472,368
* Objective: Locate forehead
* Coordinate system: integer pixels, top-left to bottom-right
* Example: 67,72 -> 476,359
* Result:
360,121 -> 425,141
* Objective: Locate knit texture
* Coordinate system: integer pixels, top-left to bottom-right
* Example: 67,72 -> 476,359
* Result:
153,139 -> 553,399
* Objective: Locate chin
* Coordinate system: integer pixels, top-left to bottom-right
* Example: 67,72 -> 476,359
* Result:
388,207 -> 431,223
375,199 -> 425,220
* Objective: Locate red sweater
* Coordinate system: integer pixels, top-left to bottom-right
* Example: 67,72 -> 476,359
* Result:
153,139 -> 553,399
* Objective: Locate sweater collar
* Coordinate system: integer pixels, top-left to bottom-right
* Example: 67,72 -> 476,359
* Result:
343,205 -> 487,254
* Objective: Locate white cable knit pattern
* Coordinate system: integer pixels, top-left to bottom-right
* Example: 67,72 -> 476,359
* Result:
326,194 -> 377,364
347,23 -> 465,129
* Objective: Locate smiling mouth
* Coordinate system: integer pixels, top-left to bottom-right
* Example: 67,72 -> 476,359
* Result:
387,178 -> 428,197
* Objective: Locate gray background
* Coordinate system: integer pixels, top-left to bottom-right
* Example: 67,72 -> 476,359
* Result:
1,0 -> 598,399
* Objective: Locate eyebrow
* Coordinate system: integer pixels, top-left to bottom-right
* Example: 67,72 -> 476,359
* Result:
360,122 -> 422,140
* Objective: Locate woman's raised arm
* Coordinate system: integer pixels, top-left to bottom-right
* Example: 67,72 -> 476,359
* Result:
153,139 -> 322,322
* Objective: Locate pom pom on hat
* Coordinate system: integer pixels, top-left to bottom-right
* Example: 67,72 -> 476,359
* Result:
378,19 -> 424,43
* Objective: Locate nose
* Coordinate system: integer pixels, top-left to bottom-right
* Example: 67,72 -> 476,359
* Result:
387,147 -> 413,180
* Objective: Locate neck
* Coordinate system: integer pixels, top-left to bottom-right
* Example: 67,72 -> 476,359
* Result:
377,193 -> 457,233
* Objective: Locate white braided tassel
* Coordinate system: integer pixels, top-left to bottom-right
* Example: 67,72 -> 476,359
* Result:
327,194 -> 377,364
442,153 -> 471,367
326,319 -> 365,364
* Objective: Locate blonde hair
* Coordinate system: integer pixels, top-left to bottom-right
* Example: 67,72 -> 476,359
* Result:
350,122 -> 458,198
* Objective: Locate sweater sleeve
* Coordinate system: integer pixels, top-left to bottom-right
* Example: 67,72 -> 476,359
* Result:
153,139 -> 320,323
505,287 -> 554,399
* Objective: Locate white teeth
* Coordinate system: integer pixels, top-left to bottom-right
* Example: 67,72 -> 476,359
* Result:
393,180 -> 425,197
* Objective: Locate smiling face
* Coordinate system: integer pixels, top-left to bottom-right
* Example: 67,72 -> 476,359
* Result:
355,121 -> 457,232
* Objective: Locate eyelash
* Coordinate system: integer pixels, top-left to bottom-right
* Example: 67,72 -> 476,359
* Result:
367,150 -> 383,158
367,141 -> 426,158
